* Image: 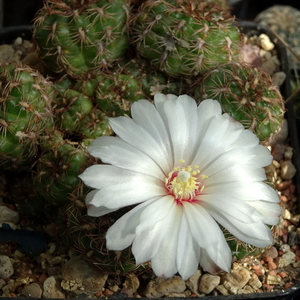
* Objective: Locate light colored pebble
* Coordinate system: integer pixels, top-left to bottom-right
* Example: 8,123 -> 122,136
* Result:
61,256 -> 108,295
266,275 -> 282,285
238,285 -> 255,294
272,71 -> 286,87
223,280 -> 238,294
284,146 -> 293,159
123,273 -> 140,294
144,275 -> 186,298
43,276 -> 65,299
185,270 -> 201,296
199,274 -> 220,294
280,244 -> 291,252
0,255 -> 14,279
281,160 -> 296,180
222,267 -> 250,289
290,214 -> 300,226
277,251 -> 296,267
215,284 -> 229,295
282,209 -> 292,220
259,34 -> 275,51
21,283 -> 43,298
248,277 -> 262,290
262,246 -> 278,259
0,206 -> 19,224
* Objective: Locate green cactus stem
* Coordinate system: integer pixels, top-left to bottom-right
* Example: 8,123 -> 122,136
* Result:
0,63 -> 54,169
194,62 -> 285,142
33,0 -> 130,78
132,0 -> 241,77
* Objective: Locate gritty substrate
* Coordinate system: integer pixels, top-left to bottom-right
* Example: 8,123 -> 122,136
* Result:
0,34 -> 300,299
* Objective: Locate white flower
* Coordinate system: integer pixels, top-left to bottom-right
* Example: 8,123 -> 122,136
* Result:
79,93 -> 281,280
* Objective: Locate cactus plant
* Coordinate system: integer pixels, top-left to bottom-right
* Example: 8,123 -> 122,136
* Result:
132,0 -> 241,77
57,196 -> 147,274
194,62 -> 285,142
0,63 -> 54,169
33,0 -> 130,78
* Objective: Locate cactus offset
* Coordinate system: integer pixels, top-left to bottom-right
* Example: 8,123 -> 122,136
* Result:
34,0 -> 130,78
194,62 -> 285,142
132,0 -> 240,77
0,63 -> 53,169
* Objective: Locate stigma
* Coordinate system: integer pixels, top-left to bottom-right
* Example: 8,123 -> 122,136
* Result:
165,161 -> 207,204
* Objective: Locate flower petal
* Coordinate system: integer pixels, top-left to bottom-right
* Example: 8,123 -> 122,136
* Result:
191,113 -> 260,167
131,100 -> 173,170
184,203 -> 232,272
106,199 -> 159,250
79,164 -> 164,190
145,202 -> 183,278
85,190 -> 119,216
86,180 -> 165,216
206,208 -> 274,247
246,200 -> 282,225
109,114 -> 172,173
200,194 -> 266,224
176,215 -> 200,279
204,181 -> 279,203
88,136 -> 165,180
154,93 -> 199,162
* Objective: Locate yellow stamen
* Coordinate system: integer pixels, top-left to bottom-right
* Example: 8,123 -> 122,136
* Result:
166,161 -> 207,201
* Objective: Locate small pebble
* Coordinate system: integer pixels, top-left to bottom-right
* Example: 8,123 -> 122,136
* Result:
0,206 -> 19,224
21,283 -> 43,298
259,34 -> 275,51
277,180 -> 292,191
262,246 -> 278,259
252,264 -> 265,276
43,276 -> 66,299
222,267 -> 250,289
272,71 -> 286,87
185,270 -> 201,296
281,160 -> 296,180
199,274 -> 220,294
0,255 -> 14,279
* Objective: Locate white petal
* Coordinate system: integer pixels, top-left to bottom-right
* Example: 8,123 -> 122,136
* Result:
150,204 -> 183,278
79,164 -> 164,190
183,203 -> 232,272
85,190 -> 119,216
88,136 -> 165,180
106,199 -> 159,250
246,201 -> 282,225
206,209 -> 274,247
129,196 -> 176,265
191,113 -> 261,167
200,146 -> 272,177
204,164 -> 267,184
200,194 -> 265,224
176,216 -> 200,280
87,180 -> 165,215
131,100 -> 173,167
204,181 -> 279,203
109,114 -> 172,172
154,94 -> 199,162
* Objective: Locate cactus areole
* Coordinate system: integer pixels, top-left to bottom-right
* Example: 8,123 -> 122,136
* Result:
33,0 -> 130,78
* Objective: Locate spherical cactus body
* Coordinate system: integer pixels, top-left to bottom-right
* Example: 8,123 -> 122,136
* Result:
194,62 -> 285,142
132,0 -> 240,77
0,63 -> 53,169
34,0 -> 130,78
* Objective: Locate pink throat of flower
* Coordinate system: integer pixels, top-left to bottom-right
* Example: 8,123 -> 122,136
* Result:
165,162 -> 207,205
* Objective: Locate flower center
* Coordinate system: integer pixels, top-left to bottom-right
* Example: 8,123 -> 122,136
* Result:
165,160 -> 207,204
